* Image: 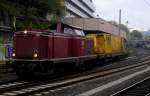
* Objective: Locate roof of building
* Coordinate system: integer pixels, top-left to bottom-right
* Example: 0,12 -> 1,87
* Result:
49,22 -> 83,30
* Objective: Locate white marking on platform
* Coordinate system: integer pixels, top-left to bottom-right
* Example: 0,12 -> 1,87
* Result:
34,94 -> 42,96
141,56 -> 150,61
55,88 -> 63,91
28,87 -> 36,90
20,89 -> 32,92
126,56 -> 136,60
0,86 -> 5,88
35,86 -> 46,89
42,91 -> 49,94
12,91 -> 25,94
76,66 -> 150,96
0,82 -> 26,89
1,84 -> 10,87
145,93 -> 150,96
3,92 -> 16,96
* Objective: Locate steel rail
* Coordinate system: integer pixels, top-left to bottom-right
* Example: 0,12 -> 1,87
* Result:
1,59 -> 150,96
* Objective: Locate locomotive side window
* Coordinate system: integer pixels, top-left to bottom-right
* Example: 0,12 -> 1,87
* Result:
64,27 -> 74,35
74,29 -> 85,36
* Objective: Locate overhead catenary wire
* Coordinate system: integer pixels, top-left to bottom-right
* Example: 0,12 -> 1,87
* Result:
143,0 -> 150,8
121,10 -> 143,30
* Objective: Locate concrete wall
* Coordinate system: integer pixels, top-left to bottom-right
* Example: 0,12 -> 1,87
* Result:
63,18 -> 127,38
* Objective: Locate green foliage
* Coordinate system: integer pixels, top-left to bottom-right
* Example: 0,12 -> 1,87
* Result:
109,21 -> 130,41
109,21 -> 129,32
0,37 -> 3,44
0,0 -> 65,30
0,0 -> 21,16
130,30 -> 143,40
16,19 -> 49,30
144,36 -> 150,40
119,24 -> 129,33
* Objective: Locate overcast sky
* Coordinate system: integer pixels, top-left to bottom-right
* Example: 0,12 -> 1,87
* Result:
93,0 -> 150,31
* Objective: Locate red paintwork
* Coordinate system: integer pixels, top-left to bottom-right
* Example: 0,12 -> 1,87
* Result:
38,35 -> 48,59
14,31 -> 51,59
14,23 -> 94,60
56,22 -> 63,33
47,34 -> 53,59
14,32 -> 39,58
72,36 -> 86,57
14,31 -> 74,59
53,33 -> 71,58
85,38 -> 94,55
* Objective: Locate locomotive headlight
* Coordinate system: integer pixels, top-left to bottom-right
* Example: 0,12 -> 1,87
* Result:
34,53 -> 38,58
33,50 -> 38,58
12,50 -> 16,57
12,53 -> 16,57
24,30 -> 27,34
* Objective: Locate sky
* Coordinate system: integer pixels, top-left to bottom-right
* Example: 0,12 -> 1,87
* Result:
93,0 -> 150,31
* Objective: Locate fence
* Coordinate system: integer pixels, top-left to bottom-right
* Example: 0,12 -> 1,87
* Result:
0,44 -> 13,73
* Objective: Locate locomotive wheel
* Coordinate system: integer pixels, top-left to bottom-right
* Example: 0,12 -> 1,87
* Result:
15,64 -> 25,77
27,63 -> 55,77
15,63 -> 39,78
15,64 -> 32,78
34,64 -> 55,77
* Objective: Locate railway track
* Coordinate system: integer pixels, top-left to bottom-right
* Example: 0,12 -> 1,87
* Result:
0,55 -> 140,85
0,64 -> 13,73
1,57 -> 150,96
111,76 -> 150,96
0,55 -> 143,85
0,54 -> 149,95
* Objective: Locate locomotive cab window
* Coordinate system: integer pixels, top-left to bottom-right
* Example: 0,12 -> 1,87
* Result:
74,29 -> 85,36
64,27 -> 74,35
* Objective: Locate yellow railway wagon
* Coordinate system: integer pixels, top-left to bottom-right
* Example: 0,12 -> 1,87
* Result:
121,38 -> 127,53
86,33 -> 112,54
111,35 -> 118,54
86,34 -> 98,53
115,36 -> 122,53
86,33 -> 125,55
114,35 -> 127,54
103,34 -> 112,54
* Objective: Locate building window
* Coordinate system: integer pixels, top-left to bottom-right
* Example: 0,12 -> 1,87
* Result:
0,11 -> 5,26
0,10 -> 11,27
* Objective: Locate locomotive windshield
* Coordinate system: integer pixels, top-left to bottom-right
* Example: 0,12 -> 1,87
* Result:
74,29 -> 85,36
64,27 -> 74,35
64,27 -> 85,36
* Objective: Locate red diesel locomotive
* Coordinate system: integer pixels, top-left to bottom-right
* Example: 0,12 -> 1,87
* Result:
13,22 -> 128,78
13,23 -> 97,77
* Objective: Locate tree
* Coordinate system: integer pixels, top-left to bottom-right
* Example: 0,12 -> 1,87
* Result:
0,0 -> 65,30
130,30 -> 143,40
109,21 -> 130,40
109,21 -> 129,33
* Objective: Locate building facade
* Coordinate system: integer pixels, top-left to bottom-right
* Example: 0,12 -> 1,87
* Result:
0,11 -> 13,44
65,0 -> 95,18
